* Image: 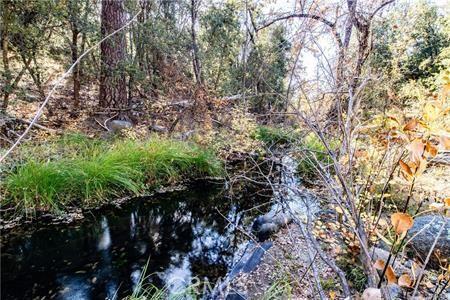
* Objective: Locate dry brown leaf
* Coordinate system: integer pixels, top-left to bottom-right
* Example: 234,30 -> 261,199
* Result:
440,136 -> 450,150
444,198 -> 450,207
386,115 -> 400,124
399,160 -> 413,177
386,265 -> 397,284
423,103 -> 441,122
403,119 -> 418,131
355,149 -> 368,158
398,274 -> 412,287
408,139 -> 425,163
391,213 -> 414,235
374,259 -> 385,270
425,141 -> 438,157
415,157 -> 427,177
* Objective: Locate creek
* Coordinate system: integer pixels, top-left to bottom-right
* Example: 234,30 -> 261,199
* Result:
1,155 -> 318,300
1,182 -> 269,299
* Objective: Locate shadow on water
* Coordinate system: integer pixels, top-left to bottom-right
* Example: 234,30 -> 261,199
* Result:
1,181 -> 270,299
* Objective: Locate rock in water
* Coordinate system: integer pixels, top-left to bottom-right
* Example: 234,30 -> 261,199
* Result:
109,120 -> 132,132
407,215 -> 449,267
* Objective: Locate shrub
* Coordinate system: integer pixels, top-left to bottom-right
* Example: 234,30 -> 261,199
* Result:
253,125 -> 297,146
296,133 -> 337,179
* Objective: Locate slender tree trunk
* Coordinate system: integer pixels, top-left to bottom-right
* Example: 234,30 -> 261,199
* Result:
99,0 -> 128,115
71,27 -> 80,108
1,1 -> 11,112
190,0 -> 202,85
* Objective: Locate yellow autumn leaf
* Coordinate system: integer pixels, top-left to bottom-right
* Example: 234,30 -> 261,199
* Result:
423,103 -> 441,122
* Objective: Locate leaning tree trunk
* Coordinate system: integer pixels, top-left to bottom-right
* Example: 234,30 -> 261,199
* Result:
99,0 -> 128,116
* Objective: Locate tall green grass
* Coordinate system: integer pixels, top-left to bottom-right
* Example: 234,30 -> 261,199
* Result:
296,133 -> 338,179
1,134 -> 222,213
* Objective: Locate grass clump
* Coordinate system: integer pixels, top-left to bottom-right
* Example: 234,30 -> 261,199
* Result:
253,125 -> 297,146
296,133 -> 338,179
262,276 -> 293,300
1,135 -> 222,214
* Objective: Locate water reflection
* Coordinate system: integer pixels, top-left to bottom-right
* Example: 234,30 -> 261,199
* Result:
1,183 -> 267,299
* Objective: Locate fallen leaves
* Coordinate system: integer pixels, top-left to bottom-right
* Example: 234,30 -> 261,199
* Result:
407,139 -> 425,164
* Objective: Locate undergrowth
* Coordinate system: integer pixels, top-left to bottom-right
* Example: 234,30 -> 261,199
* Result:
253,125 -> 298,146
296,133 -> 338,179
1,134 -> 222,215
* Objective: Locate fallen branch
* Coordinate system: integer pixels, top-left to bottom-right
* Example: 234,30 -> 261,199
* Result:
15,118 -> 56,132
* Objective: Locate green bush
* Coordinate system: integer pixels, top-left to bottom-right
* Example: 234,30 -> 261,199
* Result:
1,135 -> 222,214
253,125 -> 296,146
296,133 -> 337,179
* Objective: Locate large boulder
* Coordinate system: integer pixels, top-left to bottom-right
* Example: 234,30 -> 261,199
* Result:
407,215 -> 449,267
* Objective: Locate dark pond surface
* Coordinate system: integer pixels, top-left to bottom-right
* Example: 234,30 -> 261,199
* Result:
1,182 -> 269,299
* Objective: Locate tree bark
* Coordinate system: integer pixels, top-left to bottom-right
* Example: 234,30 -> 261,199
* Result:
68,0 -> 81,109
1,1 -> 11,113
190,0 -> 202,85
99,0 -> 128,115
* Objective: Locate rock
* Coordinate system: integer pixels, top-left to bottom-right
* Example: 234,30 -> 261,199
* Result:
24,93 -> 40,102
109,120 -> 132,132
252,206 -> 293,241
370,247 -> 411,274
385,284 -> 402,299
229,241 -> 272,278
225,292 -> 246,300
149,124 -> 167,133
362,288 -> 382,300
407,216 -> 449,267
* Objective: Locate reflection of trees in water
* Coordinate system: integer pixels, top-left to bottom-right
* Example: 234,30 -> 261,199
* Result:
1,184 -> 271,299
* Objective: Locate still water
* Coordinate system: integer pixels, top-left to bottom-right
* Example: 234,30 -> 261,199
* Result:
1,182 -> 268,299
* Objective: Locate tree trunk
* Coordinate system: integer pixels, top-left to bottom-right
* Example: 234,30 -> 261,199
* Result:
1,1 -> 11,112
190,0 -> 202,85
70,25 -> 80,108
99,0 -> 128,115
